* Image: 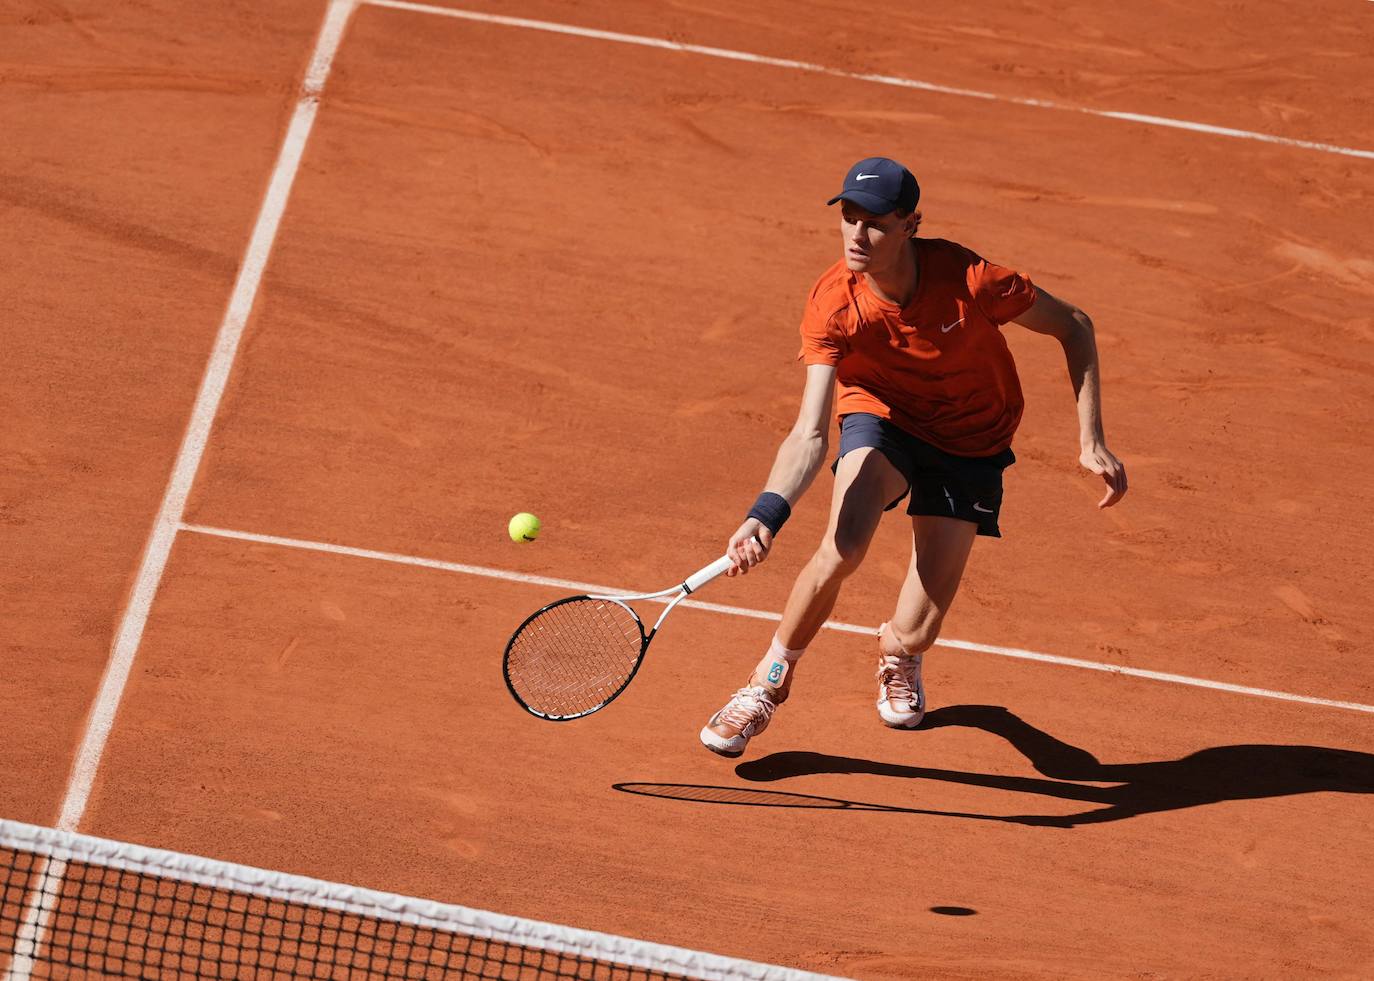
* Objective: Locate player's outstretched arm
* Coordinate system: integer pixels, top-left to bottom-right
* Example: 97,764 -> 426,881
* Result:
726,364 -> 836,574
1014,289 -> 1128,509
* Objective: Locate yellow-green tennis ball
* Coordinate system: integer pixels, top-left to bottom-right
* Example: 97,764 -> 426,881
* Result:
508,512 -> 541,543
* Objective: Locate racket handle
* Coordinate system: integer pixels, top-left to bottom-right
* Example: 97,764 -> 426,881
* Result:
682,537 -> 761,594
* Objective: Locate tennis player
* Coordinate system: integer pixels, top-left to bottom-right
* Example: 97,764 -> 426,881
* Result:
701,156 -> 1127,757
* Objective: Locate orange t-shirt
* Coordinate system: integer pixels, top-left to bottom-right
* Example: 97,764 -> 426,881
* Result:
798,238 -> 1037,457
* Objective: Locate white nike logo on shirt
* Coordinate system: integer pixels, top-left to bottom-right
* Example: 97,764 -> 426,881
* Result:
940,318 -> 965,333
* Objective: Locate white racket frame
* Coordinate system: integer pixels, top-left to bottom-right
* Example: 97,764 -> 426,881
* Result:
590,550 -> 736,633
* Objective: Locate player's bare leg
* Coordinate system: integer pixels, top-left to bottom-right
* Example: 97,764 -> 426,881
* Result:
876,515 -> 978,727
701,448 -> 907,756
767,446 -> 910,658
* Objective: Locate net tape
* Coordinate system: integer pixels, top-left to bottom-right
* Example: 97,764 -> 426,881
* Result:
0,819 -> 840,981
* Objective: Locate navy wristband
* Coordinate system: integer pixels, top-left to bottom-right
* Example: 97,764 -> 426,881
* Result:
747,492 -> 791,536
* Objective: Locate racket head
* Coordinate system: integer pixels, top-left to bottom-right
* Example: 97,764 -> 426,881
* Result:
502,595 -> 650,721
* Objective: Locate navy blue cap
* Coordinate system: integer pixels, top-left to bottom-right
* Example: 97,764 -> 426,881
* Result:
826,157 -> 920,214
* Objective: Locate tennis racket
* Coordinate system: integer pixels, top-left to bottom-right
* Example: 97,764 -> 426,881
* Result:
502,546 -> 746,721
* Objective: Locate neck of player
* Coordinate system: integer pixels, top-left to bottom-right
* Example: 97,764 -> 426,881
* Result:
863,239 -> 920,308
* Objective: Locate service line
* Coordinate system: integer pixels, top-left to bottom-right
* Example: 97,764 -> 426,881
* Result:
181,523 -> 1374,717
364,0 -> 1374,161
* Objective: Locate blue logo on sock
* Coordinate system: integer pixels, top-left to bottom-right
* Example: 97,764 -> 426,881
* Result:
767,661 -> 784,684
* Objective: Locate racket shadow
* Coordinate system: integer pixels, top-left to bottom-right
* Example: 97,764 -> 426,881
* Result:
611,782 -> 1009,823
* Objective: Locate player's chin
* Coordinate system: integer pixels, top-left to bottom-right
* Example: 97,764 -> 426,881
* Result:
844,253 -> 871,271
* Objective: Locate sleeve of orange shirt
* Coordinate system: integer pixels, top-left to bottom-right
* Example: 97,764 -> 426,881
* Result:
969,255 -> 1037,326
796,273 -> 849,365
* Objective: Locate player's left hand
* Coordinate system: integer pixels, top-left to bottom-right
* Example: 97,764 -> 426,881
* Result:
1080,442 -> 1127,508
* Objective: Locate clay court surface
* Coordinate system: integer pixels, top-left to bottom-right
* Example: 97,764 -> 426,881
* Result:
4,1 -> 1374,976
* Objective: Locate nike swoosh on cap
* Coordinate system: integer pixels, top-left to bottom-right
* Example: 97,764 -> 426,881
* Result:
855,174 -> 880,181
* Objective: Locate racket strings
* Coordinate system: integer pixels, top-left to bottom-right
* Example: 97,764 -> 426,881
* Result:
505,598 -> 646,718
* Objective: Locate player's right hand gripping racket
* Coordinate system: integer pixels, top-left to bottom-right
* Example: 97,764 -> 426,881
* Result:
502,548 -> 743,721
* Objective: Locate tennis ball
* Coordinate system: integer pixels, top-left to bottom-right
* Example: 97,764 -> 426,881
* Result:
508,512 -> 541,543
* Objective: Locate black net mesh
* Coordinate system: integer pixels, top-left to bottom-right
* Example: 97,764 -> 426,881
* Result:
1,835 -> 701,981
503,598 -> 646,719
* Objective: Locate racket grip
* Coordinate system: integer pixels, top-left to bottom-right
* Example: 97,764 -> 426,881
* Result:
682,537 -> 761,594
683,555 -> 734,594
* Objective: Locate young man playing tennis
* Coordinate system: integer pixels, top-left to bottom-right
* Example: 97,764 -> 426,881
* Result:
700,156 -> 1127,757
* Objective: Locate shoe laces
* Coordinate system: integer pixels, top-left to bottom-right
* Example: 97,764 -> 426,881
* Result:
717,686 -> 777,734
877,654 -> 922,705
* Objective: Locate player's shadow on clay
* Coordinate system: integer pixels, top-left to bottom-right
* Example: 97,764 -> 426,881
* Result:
614,707 -> 1374,826
722,705 -> 1374,827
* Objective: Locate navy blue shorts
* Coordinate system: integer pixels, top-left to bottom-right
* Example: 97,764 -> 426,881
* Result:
834,413 -> 1015,537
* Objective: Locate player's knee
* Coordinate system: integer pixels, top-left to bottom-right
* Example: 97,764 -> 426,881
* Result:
813,533 -> 868,582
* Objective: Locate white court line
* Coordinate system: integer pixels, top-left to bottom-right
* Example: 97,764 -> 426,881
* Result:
1,857 -> 66,981
7,9 -> 357,975
48,0 -> 358,838
363,0 -> 1374,161
181,523 -> 1374,716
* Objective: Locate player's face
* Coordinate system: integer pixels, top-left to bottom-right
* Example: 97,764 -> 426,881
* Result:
839,201 -> 911,274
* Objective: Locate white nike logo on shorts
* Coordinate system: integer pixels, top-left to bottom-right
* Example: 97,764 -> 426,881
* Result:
972,503 -> 994,514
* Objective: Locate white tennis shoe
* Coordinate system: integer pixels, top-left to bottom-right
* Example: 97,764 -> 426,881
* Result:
700,685 -> 780,758
876,649 -> 925,729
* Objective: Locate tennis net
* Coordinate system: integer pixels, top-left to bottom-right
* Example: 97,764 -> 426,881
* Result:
0,819 -> 837,981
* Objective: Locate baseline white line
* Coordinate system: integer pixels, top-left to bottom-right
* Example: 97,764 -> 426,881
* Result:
51,0 -> 358,837
180,523 -> 1374,716
362,0 -> 1374,161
